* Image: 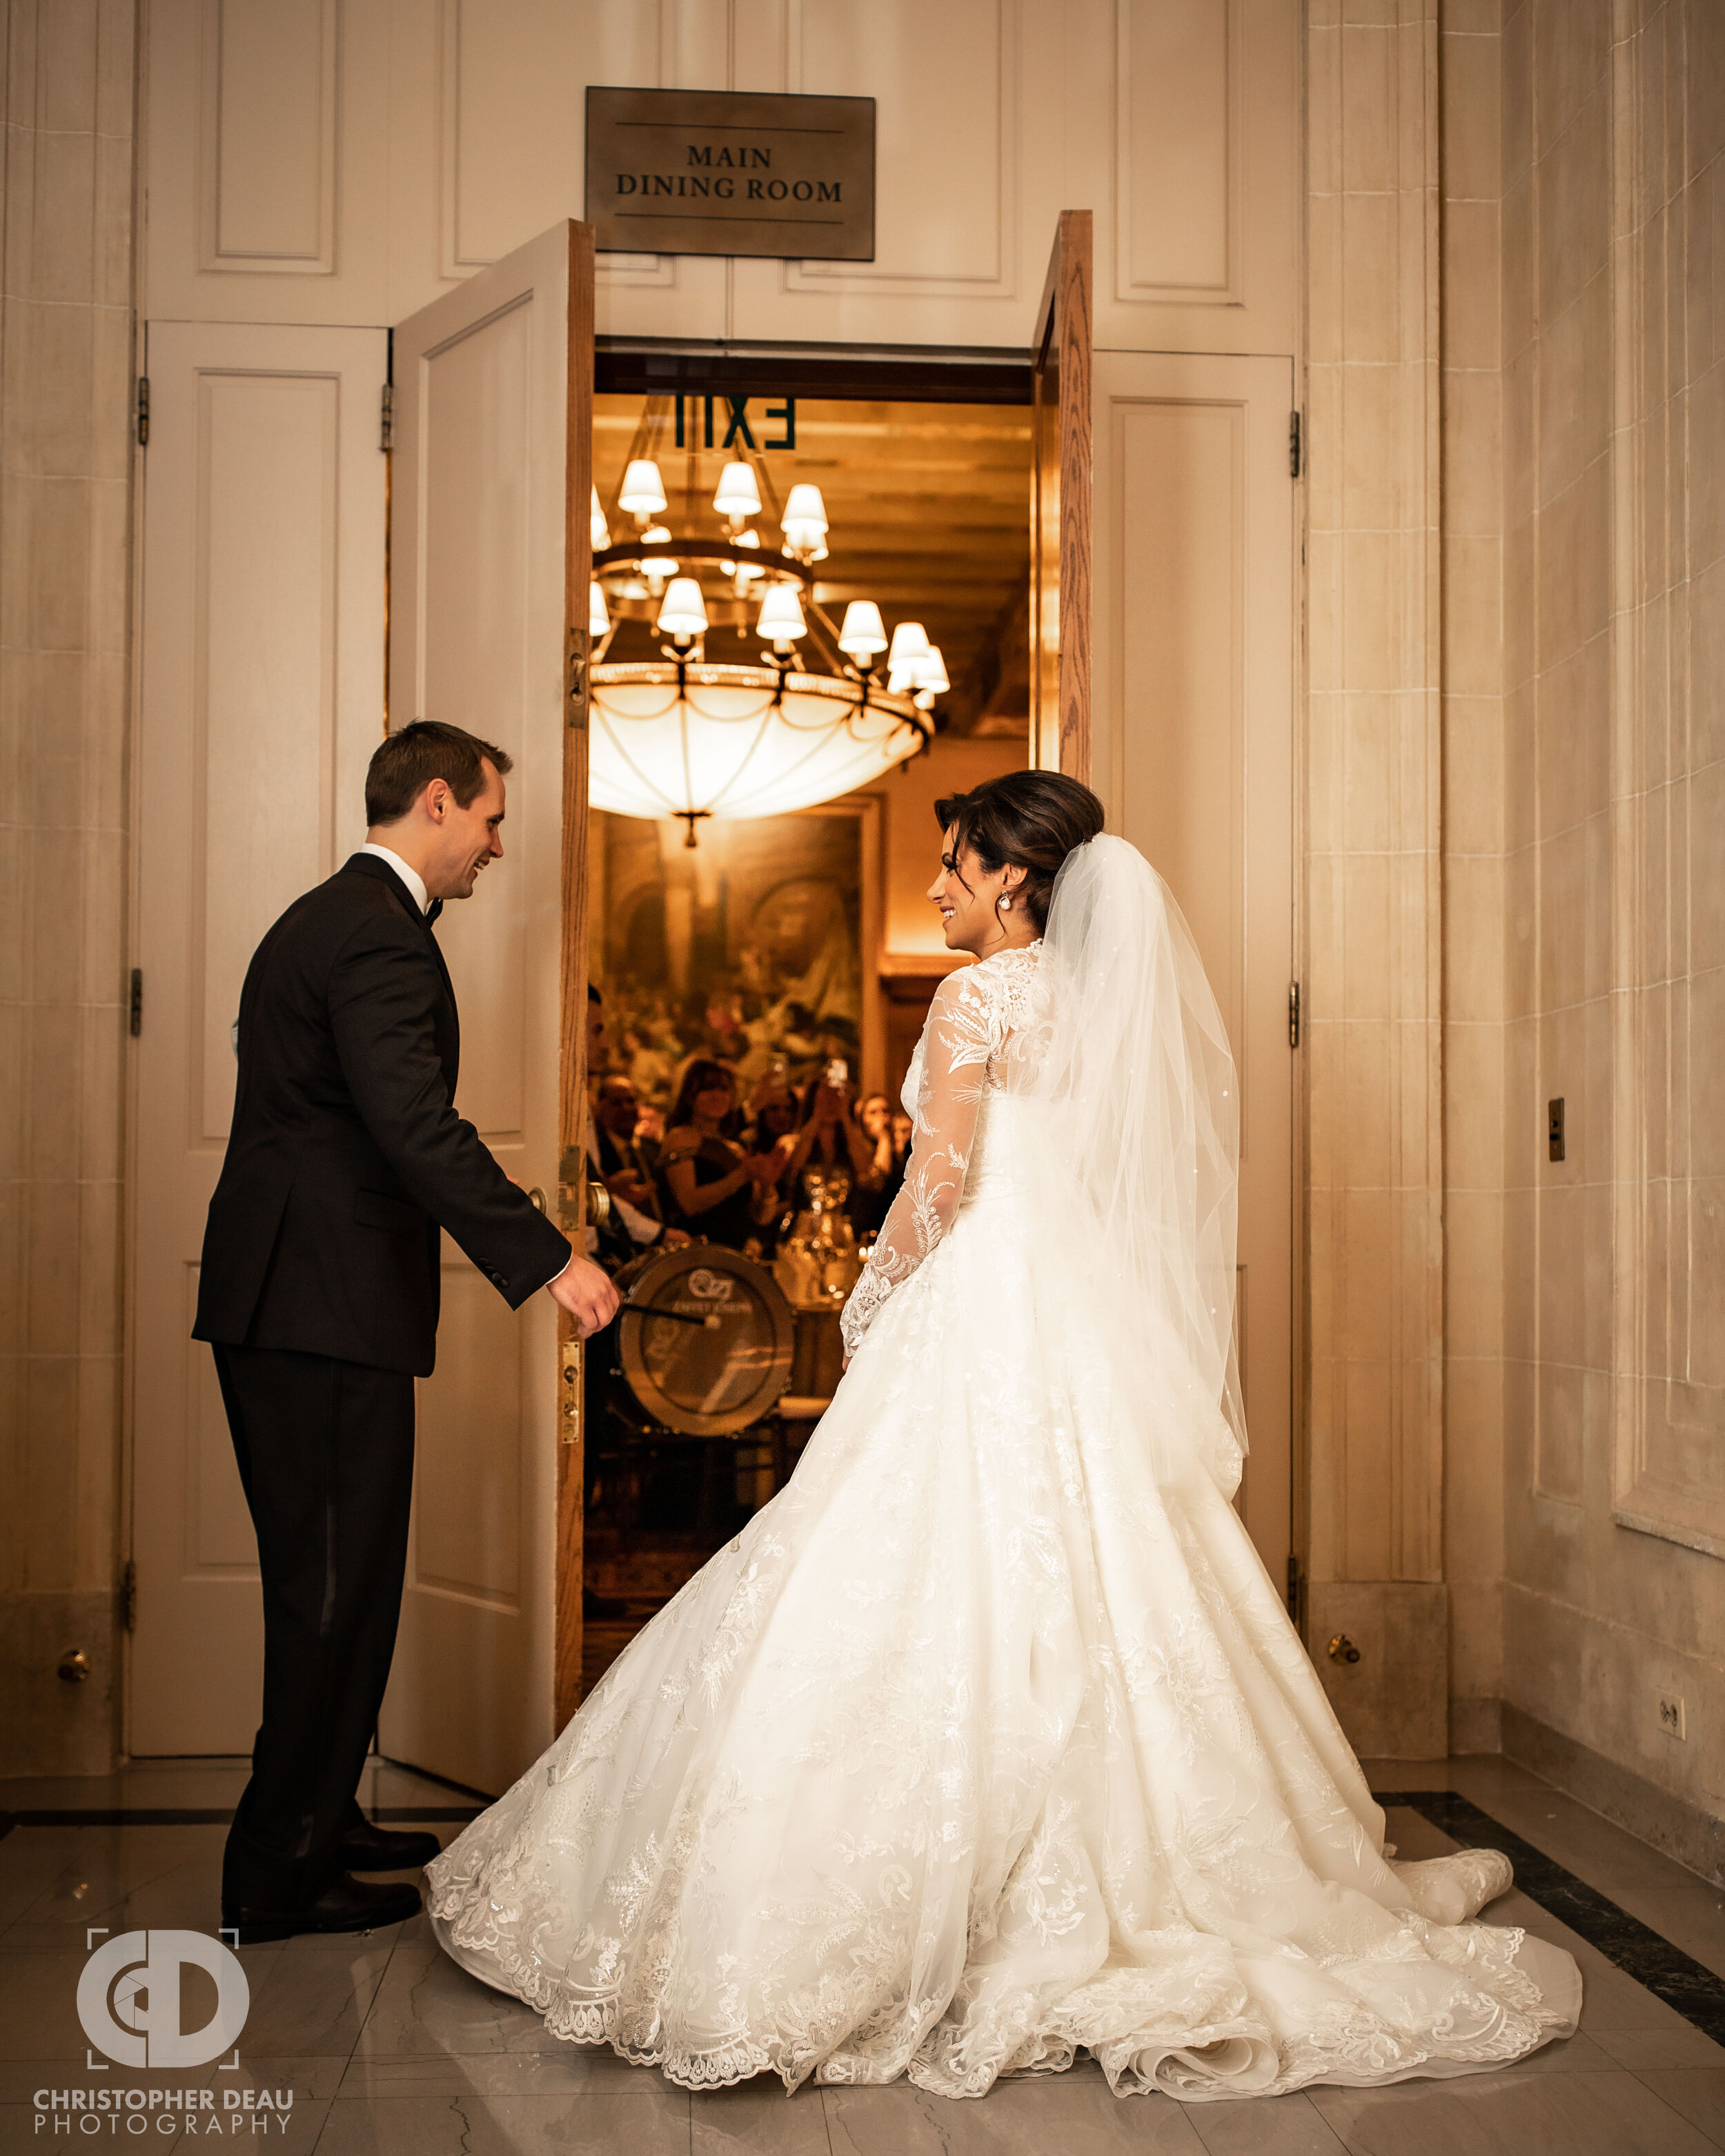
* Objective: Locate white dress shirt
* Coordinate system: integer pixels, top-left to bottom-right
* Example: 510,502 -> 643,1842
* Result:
359,841 -> 430,916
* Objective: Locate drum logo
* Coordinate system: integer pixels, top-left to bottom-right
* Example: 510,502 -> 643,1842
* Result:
686,1269 -> 734,1301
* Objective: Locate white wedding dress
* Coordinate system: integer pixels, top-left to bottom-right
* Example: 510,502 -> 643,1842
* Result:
427,838 -> 1580,2100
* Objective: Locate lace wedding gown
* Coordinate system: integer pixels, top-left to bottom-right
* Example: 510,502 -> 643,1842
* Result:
428,849 -> 1579,2101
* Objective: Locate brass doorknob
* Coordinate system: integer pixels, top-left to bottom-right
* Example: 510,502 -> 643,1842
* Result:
526,1187 -> 546,1213
1327,1634 -> 1361,1665
58,1648 -> 91,1683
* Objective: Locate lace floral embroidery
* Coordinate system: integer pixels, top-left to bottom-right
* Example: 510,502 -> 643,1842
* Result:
840,945 -> 1043,1357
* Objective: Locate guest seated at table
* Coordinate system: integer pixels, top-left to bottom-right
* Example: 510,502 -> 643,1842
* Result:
658,1059 -> 782,1252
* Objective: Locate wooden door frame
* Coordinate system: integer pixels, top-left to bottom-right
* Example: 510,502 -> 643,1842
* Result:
1031,210 -> 1094,784
556,222 -> 596,1731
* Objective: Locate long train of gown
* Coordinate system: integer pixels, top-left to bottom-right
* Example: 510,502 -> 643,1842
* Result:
428,1002 -> 1579,2099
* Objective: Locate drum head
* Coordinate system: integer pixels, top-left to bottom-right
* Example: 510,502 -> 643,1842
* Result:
614,1242 -> 795,1436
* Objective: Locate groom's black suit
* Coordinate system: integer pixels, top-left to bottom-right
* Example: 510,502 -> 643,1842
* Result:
195,851 -> 571,1915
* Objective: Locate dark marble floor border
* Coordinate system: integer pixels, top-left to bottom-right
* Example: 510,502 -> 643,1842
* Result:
1378,1787 -> 1725,2046
0,1805 -> 484,1841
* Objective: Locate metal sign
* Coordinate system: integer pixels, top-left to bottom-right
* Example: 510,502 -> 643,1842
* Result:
585,86 -> 875,261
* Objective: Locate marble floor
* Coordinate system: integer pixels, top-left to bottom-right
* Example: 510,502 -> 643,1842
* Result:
3,1752 -> 1725,2153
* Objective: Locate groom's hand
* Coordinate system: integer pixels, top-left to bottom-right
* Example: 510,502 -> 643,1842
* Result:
547,1256 -> 622,1338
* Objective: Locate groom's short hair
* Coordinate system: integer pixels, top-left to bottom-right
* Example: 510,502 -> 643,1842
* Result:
366,721 -> 513,826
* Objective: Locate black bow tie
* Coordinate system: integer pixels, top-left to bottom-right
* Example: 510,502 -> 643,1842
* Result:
424,898 -> 443,927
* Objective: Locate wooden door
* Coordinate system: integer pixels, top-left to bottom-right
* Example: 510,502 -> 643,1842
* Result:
128,324 -> 386,1754
1029,212 -> 1093,782
1091,352 -> 1298,1601
378,221 -> 594,1794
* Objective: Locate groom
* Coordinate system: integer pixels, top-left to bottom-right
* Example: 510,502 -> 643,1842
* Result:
194,720 -> 620,1942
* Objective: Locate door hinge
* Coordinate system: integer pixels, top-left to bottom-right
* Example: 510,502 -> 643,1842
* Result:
1286,1551 -> 1305,1627
129,967 -> 144,1037
136,376 -> 150,448
379,382 -> 394,453
1288,980 -> 1301,1049
120,1558 -> 138,1634
1289,408 -> 1302,479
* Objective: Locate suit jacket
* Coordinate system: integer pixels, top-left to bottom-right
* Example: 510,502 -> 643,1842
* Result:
193,852 -> 571,1376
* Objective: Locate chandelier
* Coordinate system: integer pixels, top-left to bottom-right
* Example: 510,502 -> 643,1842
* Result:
586,434 -> 945,843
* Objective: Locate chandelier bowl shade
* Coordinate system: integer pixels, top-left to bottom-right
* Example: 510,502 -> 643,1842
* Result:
589,663 -> 933,826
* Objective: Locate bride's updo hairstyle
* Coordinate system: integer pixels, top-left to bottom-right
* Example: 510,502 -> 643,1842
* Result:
933,771 -> 1105,933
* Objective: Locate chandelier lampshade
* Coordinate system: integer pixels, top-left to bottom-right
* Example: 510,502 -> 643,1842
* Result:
619,459 -> 668,517
590,485 -> 611,551
911,645 -> 950,695
838,600 -> 889,659
589,580 -> 610,637
756,585 -> 808,644
656,577 -> 709,640
713,461 -> 762,521
780,482 -> 829,560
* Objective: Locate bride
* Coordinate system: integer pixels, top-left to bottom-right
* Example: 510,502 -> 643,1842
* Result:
427,772 -> 1581,2101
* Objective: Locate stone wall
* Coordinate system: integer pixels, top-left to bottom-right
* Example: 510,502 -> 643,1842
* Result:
0,0 -> 136,1774
1305,0 -> 1450,1757
1498,0 -> 1725,1850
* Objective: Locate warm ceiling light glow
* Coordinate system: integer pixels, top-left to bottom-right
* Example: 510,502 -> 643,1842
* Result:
619,459 -> 668,516
589,581 -> 610,637
591,485 -> 611,550
656,577 -> 709,640
838,601 -> 889,658
713,462 -> 762,520
756,586 -> 808,644
590,669 -> 931,831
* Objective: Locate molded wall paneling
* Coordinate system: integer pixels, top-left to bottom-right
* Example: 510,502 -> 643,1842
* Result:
1117,0 -> 1238,305
200,0 -> 337,273
130,324 -> 386,1756
413,299 -> 531,1139
145,0 -> 1300,355
784,0 -> 1010,293
194,372 -> 339,1140
414,1267 -> 524,1604
1093,350 -> 1295,1594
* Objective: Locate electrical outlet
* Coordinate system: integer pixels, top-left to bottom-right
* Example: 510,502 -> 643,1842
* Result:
1655,1689 -> 1687,1741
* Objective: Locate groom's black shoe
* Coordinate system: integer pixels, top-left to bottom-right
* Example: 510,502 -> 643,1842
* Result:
337,1821 -> 442,1870
222,1873 -> 423,1945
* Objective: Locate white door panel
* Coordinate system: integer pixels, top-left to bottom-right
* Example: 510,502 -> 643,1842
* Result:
379,221 -> 586,1794
1092,351 -> 1297,1596
129,322 -> 386,1755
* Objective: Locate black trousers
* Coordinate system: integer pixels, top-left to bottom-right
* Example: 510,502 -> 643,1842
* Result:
213,1343 -> 415,1911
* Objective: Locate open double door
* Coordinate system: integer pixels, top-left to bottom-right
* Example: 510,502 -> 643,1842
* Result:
128,210 -> 1290,1789
384,207 -> 1298,1790
373,215 -> 1113,1791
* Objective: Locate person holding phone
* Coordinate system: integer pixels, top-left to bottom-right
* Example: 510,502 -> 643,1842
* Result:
773,1057 -> 881,1223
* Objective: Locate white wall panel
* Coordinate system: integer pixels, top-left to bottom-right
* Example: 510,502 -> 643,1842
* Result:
1117,0 -> 1239,304
195,371 -> 338,1139
783,0 -> 1009,293
130,323 -> 386,1756
146,0 -> 1300,356
200,0 -> 337,272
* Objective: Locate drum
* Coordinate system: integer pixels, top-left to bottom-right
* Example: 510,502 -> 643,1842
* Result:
610,1240 -> 796,1437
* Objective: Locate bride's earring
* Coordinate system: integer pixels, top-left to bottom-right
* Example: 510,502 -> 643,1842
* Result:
998,893 -> 1012,912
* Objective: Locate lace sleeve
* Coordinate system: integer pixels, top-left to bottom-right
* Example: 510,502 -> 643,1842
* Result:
840,969 -> 993,1357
